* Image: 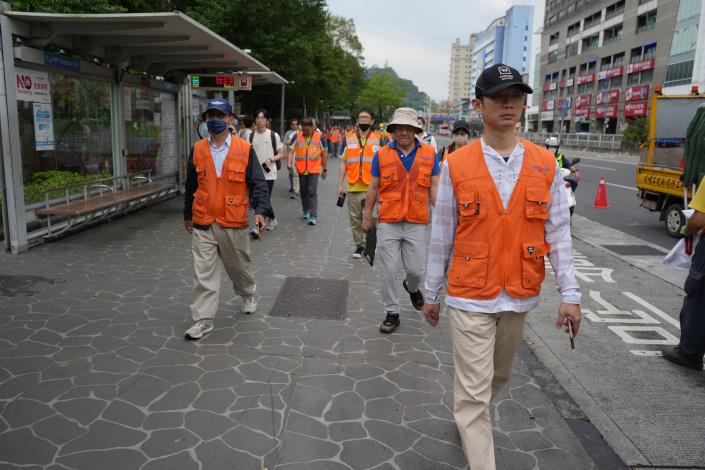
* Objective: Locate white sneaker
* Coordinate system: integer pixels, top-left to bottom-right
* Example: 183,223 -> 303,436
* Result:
267,218 -> 278,231
184,319 -> 214,341
241,296 -> 257,314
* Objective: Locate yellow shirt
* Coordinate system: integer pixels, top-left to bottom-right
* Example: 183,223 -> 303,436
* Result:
690,182 -> 705,212
342,135 -> 370,193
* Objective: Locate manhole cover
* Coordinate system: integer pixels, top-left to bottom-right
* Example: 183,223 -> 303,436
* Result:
269,277 -> 348,319
601,245 -> 665,256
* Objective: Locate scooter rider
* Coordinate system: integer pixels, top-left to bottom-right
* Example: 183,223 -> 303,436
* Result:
545,137 -> 580,191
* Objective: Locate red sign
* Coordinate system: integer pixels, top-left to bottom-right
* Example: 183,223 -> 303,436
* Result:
624,101 -> 648,117
625,85 -> 649,102
540,100 -> 555,111
577,73 -> 595,85
574,108 -> 590,119
598,66 -> 624,80
596,104 -> 618,118
597,89 -> 620,105
627,59 -> 655,74
575,94 -> 592,107
559,80 -> 566,89
543,83 -> 551,92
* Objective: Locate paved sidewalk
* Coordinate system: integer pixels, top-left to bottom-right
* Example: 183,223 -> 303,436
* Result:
0,159 -> 614,469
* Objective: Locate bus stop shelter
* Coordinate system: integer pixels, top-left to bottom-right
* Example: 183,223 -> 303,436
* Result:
0,6 -> 287,253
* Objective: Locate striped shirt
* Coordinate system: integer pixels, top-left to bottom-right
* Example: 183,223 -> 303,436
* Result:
424,138 -> 581,313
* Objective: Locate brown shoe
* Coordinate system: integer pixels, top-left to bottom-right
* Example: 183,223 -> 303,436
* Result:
379,312 -> 400,334
662,346 -> 703,371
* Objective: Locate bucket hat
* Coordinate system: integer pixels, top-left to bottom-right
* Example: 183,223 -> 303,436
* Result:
386,107 -> 423,133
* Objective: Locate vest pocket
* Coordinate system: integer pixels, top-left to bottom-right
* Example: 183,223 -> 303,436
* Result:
448,241 -> 489,288
458,191 -> 479,218
192,190 -> 208,220
379,192 -> 403,219
380,167 -> 397,187
227,161 -> 246,182
521,241 -> 550,289
224,194 -> 248,223
417,167 -> 432,187
525,187 -> 551,220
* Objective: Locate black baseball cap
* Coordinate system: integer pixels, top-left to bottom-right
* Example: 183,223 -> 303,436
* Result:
452,120 -> 471,134
475,64 -> 533,98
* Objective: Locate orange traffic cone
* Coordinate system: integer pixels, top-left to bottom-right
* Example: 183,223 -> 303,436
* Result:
590,177 -> 611,208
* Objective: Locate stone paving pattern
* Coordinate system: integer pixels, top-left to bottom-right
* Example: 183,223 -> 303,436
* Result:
0,159 -> 598,469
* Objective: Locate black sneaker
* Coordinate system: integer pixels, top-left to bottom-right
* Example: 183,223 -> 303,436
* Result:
353,246 -> 364,259
662,346 -> 703,370
403,279 -> 424,311
380,312 -> 400,334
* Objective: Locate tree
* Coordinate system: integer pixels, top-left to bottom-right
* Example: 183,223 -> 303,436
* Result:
623,117 -> 648,151
356,71 -> 407,121
10,0 -> 127,12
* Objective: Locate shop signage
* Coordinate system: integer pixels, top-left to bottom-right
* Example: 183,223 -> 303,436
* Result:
43,52 -> 80,72
596,104 -> 618,119
574,107 -> 590,120
626,59 -> 655,74
624,101 -> 648,117
566,78 -> 574,87
237,75 -> 252,91
577,73 -> 595,85
33,102 -> 55,151
543,83 -> 551,92
541,100 -> 555,111
597,89 -> 620,105
598,66 -> 624,80
540,111 -> 554,121
559,80 -> 565,89
576,94 -> 592,107
625,85 -> 649,102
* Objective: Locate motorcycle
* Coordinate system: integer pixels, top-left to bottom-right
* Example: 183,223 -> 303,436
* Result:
561,157 -> 580,216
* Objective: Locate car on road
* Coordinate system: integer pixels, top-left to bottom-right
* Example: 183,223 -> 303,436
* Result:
437,124 -> 450,136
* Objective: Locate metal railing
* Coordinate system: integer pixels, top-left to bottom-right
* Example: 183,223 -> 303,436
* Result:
519,132 -> 624,151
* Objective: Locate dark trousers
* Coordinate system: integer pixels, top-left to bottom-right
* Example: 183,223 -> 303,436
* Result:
264,180 -> 275,220
299,173 -> 319,217
678,274 -> 705,361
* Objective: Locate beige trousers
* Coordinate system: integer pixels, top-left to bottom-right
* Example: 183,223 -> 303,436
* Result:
291,158 -> 300,194
346,191 -> 366,247
190,224 -> 256,321
448,306 -> 527,470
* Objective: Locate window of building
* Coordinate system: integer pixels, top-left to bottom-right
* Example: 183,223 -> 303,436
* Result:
644,42 -> 657,59
637,10 -> 657,33
579,63 -> 588,75
588,60 -> 597,74
548,51 -> 558,64
630,46 -> 643,63
610,75 -> 623,88
638,0 -> 654,5
566,41 -> 579,57
598,79 -> 610,91
613,52 -> 625,66
584,11 -> 602,30
582,34 -> 600,52
604,23 -> 623,44
600,56 -> 612,71
665,60 -> 695,86
627,73 -> 640,85
640,69 -> 654,83
549,32 -> 560,46
567,21 -> 581,37
605,0 -> 625,20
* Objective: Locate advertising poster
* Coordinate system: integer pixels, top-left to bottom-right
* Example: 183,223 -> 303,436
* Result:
15,67 -> 51,103
33,102 -> 55,151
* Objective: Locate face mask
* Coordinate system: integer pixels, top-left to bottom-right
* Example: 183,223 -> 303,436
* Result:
358,123 -> 371,132
207,119 -> 228,135
453,134 -> 469,146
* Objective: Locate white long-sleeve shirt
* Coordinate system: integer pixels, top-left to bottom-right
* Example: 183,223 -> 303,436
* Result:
424,138 -> 581,313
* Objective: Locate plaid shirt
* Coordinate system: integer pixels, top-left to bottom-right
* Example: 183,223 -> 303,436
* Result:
424,139 -> 581,313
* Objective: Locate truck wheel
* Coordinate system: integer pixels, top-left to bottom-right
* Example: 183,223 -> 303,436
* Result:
664,203 -> 685,238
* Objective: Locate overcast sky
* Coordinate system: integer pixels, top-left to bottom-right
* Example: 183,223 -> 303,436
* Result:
326,0 -> 542,102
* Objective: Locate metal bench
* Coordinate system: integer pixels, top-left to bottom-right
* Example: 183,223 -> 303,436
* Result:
31,171 -> 175,242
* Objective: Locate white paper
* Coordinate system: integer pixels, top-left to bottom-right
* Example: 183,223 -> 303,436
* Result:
33,102 -> 55,151
16,68 -> 51,103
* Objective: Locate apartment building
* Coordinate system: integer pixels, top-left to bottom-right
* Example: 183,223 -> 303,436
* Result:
448,35 -> 477,106
536,0 -> 678,134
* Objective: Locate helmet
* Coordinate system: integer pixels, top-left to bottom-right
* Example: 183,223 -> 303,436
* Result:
545,136 -> 560,147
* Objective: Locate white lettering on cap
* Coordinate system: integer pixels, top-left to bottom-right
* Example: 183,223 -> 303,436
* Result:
498,66 -> 514,81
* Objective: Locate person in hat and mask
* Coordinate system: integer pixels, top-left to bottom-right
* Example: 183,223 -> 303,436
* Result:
423,64 -> 582,469
361,107 -> 441,333
183,99 -> 270,341
437,119 -> 472,168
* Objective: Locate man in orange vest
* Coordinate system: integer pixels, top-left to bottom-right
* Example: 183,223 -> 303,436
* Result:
183,100 -> 270,341
337,108 -> 388,258
361,107 -> 441,333
423,64 -> 582,469
288,117 -> 328,225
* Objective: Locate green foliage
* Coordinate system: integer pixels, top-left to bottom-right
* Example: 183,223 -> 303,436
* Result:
9,0 -> 127,13
367,66 -> 431,111
23,170 -> 112,204
356,72 -> 407,122
623,117 -> 648,151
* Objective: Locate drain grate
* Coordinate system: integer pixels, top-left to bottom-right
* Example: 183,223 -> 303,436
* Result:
269,276 -> 348,319
601,244 -> 666,256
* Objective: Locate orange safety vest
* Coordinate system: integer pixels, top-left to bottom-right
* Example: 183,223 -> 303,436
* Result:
191,136 -> 251,228
344,131 -> 381,186
446,139 -> 556,299
294,131 -> 324,174
330,129 -> 341,143
377,143 -> 436,224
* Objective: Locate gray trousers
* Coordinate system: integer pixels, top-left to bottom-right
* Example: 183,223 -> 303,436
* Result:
377,221 -> 427,314
299,173 -> 319,217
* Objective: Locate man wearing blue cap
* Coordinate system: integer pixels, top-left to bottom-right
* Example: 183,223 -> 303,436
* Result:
183,99 -> 270,340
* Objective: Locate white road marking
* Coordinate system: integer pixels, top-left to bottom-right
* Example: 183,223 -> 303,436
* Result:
608,325 -> 679,345
576,156 -> 638,166
605,182 -> 637,191
580,163 -> 617,171
630,350 -> 663,356
622,292 -> 681,329
574,267 -> 616,283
